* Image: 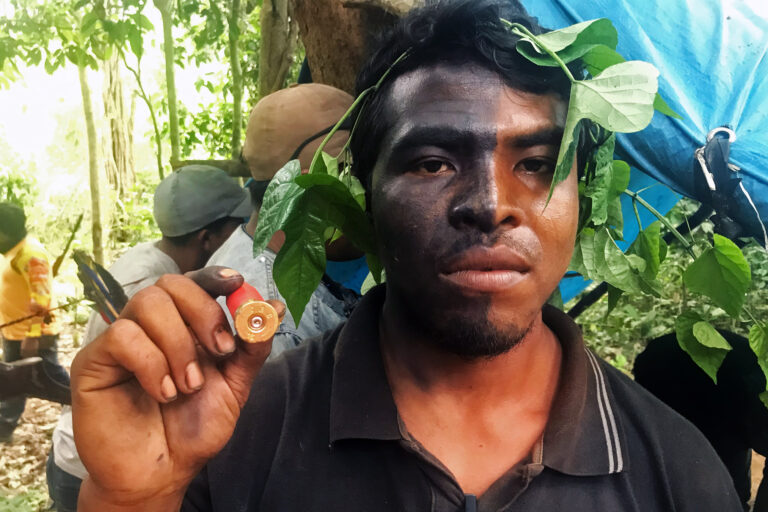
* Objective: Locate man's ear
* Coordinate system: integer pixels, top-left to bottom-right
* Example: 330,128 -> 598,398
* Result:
197,228 -> 213,253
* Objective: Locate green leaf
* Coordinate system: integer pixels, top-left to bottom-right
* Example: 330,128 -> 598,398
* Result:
552,61 -> 658,194
760,391 -> 768,410
296,179 -> 376,254
580,45 -> 625,75
627,221 -> 667,295
366,252 -> 384,284
606,160 -> 630,234
675,312 -> 732,383
596,228 -> 643,293
361,272 -> 378,295
575,61 -> 659,132
253,160 -> 302,255
584,134 -> 616,225
683,233 -> 751,317
606,284 -> 622,315
516,19 -> 618,67
135,14 -> 154,31
127,25 -> 143,58
577,45 -> 681,120
653,93 -> 682,119
273,191 -> 336,325
749,323 -> 768,395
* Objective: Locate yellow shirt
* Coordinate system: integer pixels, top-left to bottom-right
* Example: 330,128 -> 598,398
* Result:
0,237 -> 59,340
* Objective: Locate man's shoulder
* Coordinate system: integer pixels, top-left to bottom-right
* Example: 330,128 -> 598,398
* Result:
109,241 -> 179,292
16,237 -> 50,265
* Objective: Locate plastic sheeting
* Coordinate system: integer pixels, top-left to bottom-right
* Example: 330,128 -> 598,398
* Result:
523,0 -> 768,302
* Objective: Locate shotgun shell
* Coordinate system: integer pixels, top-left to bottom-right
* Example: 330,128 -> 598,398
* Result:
226,283 -> 279,343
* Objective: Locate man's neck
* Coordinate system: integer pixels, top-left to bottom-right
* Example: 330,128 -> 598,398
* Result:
379,296 -> 562,495
155,239 -> 197,274
379,301 -> 561,407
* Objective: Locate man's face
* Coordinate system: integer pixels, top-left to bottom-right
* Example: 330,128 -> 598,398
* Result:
370,63 -> 578,357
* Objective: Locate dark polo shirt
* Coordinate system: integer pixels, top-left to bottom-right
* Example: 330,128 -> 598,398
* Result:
183,286 -> 741,511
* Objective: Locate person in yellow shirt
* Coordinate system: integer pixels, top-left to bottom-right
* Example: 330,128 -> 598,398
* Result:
0,202 -> 70,442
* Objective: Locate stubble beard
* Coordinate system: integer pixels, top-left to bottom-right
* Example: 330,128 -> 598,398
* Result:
404,300 -> 534,360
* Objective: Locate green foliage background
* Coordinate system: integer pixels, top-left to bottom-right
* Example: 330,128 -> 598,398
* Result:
575,199 -> 768,372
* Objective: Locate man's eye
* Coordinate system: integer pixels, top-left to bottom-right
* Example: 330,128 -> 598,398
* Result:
416,160 -> 453,174
518,159 -> 554,174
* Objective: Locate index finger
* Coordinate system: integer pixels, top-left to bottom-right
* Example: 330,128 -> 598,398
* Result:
154,274 -> 236,357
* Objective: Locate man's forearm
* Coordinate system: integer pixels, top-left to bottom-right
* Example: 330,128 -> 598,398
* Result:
78,478 -> 186,512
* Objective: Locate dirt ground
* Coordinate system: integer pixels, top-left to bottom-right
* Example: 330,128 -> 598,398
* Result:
0,335 -> 76,510
0,336 -> 766,510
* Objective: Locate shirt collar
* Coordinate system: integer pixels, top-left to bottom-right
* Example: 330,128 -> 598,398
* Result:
329,286 -> 627,476
329,285 -> 401,442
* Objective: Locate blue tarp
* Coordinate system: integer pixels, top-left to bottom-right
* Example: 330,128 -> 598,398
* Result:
524,0 -> 768,302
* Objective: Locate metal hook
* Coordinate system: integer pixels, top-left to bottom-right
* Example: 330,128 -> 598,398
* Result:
706,126 -> 737,143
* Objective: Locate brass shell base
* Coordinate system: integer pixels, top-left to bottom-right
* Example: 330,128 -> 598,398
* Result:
233,300 -> 279,343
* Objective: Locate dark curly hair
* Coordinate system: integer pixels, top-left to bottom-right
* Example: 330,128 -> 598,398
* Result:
349,0 -> 588,188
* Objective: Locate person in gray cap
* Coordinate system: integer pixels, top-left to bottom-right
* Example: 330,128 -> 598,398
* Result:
46,165 -> 249,512
207,84 -> 360,358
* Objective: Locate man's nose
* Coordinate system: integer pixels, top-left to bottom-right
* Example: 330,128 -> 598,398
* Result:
448,162 -> 523,233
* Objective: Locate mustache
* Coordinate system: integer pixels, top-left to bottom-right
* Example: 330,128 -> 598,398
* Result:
435,231 -> 540,267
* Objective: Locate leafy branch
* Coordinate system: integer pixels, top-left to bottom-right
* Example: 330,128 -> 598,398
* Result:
510,19 -> 764,393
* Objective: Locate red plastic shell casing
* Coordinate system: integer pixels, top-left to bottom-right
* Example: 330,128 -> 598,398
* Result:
225,283 -> 279,343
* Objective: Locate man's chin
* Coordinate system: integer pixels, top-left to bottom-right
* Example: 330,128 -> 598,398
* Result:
422,316 -> 532,360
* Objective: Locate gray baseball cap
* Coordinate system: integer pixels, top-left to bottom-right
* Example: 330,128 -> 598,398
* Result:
153,165 -> 252,237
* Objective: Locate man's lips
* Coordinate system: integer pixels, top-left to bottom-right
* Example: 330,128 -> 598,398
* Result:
439,246 -> 532,292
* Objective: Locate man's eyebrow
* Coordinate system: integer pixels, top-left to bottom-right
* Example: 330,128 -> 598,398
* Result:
388,125 -> 494,153
505,127 -> 564,148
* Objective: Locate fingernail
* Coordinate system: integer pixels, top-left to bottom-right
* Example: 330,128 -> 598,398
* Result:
185,361 -> 204,391
219,268 -> 240,278
215,326 -> 235,354
161,375 -> 177,402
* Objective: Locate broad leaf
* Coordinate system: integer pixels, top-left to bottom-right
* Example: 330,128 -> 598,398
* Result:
552,61 -> 658,193
516,19 -> 618,67
580,45 -> 682,120
606,160 -> 630,235
683,234 -> 751,317
653,93 -> 682,119
273,190 -> 344,324
253,160 -> 302,255
675,312 -> 732,383
293,173 -> 376,253
606,284 -> 622,316
584,134 -> 616,225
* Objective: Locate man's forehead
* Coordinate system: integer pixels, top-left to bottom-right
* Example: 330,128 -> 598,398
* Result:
379,63 -> 567,147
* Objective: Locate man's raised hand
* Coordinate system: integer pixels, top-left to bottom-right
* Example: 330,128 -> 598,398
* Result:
71,267 -> 283,511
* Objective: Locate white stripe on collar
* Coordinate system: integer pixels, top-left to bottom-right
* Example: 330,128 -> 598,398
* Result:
585,349 -> 624,473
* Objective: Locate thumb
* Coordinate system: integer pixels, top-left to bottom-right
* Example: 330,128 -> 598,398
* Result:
220,299 -> 285,407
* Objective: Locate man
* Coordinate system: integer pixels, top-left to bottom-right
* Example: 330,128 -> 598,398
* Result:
0,202 -> 70,442
47,165 -> 249,512
206,84 -> 359,357
70,1 -> 741,510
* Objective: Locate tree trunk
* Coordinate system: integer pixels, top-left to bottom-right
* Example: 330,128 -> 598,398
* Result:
102,53 -> 135,198
228,0 -> 244,159
258,0 -> 299,98
155,0 -> 180,164
121,50 -> 164,180
77,63 -> 104,265
292,0 -> 397,94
